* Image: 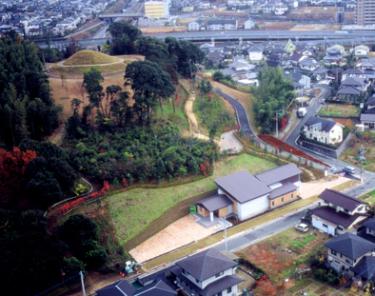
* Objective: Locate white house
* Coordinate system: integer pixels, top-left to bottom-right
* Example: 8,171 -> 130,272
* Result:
354,45 -> 370,58
188,21 -> 200,31
312,189 -> 369,236
302,117 -> 343,145
244,18 -> 255,29
197,164 -> 301,222
248,46 -> 264,63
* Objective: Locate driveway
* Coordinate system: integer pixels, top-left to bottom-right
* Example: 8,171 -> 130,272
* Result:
129,215 -> 223,263
299,176 -> 352,199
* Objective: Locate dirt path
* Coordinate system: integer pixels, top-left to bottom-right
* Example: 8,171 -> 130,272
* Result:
180,80 -> 211,141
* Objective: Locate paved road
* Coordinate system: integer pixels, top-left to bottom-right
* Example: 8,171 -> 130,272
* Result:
35,30 -> 375,49
213,88 -> 257,141
214,208 -> 310,253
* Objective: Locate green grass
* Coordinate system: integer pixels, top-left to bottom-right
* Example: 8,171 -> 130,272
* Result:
154,85 -> 189,132
318,103 -> 360,118
63,50 -> 120,65
289,233 -> 316,250
101,154 -> 275,246
194,93 -> 236,136
360,189 -> 375,205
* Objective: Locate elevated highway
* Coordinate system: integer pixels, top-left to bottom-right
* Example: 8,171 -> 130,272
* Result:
35,29 -> 375,48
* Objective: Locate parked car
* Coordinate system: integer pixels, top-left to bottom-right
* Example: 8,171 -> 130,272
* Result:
344,166 -> 356,175
295,222 -> 309,233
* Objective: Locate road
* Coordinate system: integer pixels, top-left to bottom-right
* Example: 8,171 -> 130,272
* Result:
214,208 -> 310,253
35,29 -> 375,48
213,88 -> 257,141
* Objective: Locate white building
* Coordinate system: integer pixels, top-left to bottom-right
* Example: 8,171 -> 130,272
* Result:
187,21 -> 200,31
312,189 -> 369,236
144,0 -> 169,19
244,18 -> 255,29
354,44 -> 370,58
302,117 -> 343,145
248,46 -> 264,63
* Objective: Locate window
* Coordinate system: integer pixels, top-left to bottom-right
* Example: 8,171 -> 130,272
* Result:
271,201 -> 275,207
323,224 -> 328,228
227,286 -> 232,293
281,197 -> 284,202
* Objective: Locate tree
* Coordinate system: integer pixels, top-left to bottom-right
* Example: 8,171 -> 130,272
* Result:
83,68 -> 104,109
199,79 -> 212,95
213,71 -> 225,82
0,147 -> 37,208
0,34 -> 59,147
253,66 -> 295,133
59,214 -> 99,249
125,60 -> 175,124
108,22 -> 141,55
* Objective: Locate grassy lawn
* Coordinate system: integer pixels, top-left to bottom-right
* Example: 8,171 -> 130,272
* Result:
318,103 -> 360,118
63,50 -> 120,65
194,93 -> 236,135
360,189 -> 375,205
48,63 -> 127,76
154,84 -> 189,132
72,154 -> 275,247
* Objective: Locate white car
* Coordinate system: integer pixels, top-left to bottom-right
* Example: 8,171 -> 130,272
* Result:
295,222 -> 309,233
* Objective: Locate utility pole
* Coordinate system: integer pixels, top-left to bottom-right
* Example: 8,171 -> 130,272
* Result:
275,111 -> 279,138
79,271 -> 87,296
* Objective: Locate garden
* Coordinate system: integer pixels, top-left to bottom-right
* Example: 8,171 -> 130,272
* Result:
318,103 -> 360,118
236,228 -> 327,295
341,131 -> 375,172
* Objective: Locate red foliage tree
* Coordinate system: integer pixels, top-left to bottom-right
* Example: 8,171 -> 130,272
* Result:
0,147 -> 37,206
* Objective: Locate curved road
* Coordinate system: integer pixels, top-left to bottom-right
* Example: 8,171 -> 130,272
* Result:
213,88 -> 257,141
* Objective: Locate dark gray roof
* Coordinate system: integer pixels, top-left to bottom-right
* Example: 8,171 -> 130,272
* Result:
320,189 -> 363,212
207,19 -> 236,25
304,117 -> 336,132
135,280 -> 176,296
176,249 -> 237,281
255,163 -> 301,186
361,218 -> 375,231
341,77 -> 364,88
361,113 -> 375,122
337,86 -> 361,96
97,280 -> 135,296
197,195 -> 232,212
269,183 -> 297,200
312,206 -> 361,228
215,171 -> 271,203
325,233 -> 375,260
179,274 -> 242,296
353,256 -> 375,281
